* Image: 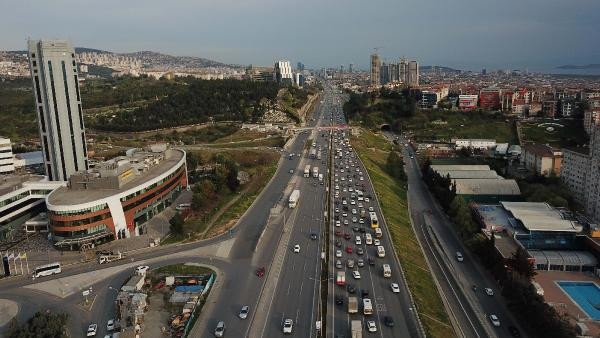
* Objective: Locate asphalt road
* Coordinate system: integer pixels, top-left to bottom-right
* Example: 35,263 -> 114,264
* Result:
325,91 -> 420,338
389,132 -> 526,338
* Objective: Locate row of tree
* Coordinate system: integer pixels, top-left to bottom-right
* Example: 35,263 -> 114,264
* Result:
6,310 -> 69,338
343,88 -> 417,131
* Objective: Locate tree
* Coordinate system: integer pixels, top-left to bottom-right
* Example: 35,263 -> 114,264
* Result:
386,151 -> 406,180
510,247 -> 536,281
6,310 -> 69,338
169,213 -> 185,236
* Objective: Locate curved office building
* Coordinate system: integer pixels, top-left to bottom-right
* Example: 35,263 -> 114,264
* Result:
46,147 -> 187,249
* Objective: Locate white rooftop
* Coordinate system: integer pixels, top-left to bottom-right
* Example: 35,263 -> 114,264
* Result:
453,179 -> 521,195
430,164 -> 491,172
500,202 -> 581,233
435,169 -> 500,179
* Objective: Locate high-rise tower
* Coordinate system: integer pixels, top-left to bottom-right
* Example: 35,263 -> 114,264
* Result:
408,60 -> 419,86
370,53 -> 381,86
28,40 -> 88,181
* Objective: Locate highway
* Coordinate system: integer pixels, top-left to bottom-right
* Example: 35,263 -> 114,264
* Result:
325,90 -> 421,337
389,132 -> 526,338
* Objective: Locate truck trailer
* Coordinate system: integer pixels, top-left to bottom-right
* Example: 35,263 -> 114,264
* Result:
98,251 -> 125,264
351,320 -> 362,338
289,189 -> 300,208
312,166 -> 319,178
304,164 -> 311,178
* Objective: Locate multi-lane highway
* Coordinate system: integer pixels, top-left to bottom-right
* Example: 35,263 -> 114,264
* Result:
324,92 -> 422,337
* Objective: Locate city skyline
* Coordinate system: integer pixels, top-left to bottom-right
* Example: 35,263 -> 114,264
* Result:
1,0 -> 599,72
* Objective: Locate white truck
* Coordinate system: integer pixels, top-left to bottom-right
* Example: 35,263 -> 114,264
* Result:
351,320 -> 362,338
289,189 -> 300,208
312,166 -> 319,178
98,251 -> 125,264
348,296 -> 358,314
309,148 -> 317,159
304,165 -> 311,178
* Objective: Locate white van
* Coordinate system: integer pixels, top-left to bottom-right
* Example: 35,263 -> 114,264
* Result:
374,228 -> 383,238
363,298 -> 373,315
377,246 -> 386,258
355,236 -> 362,245
456,252 -> 464,262
383,264 -> 391,278
365,233 -> 373,245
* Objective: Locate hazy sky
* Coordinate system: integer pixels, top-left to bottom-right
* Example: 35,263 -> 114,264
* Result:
1,0 -> 599,71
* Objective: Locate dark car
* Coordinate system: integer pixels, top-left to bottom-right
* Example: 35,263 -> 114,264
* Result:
352,226 -> 359,232
508,326 -> 521,337
335,240 -> 342,248
310,233 -> 318,240
335,295 -> 344,306
335,230 -> 342,237
347,284 -> 356,293
356,248 -> 364,255
359,228 -> 366,233
384,316 -> 394,327
344,233 -> 351,240
368,257 -> 375,266
361,289 -> 369,298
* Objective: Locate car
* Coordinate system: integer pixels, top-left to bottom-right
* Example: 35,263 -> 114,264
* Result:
87,324 -> 98,337
359,218 -> 365,224
335,295 -> 344,306
342,200 -> 347,205
347,259 -> 355,268
489,314 -> 500,327
256,267 -> 265,277
238,305 -> 249,319
391,283 -> 400,293
508,326 -> 521,337
106,319 -> 114,331
346,246 -> 353,253
351,209 -> 357,214
335,220 -> 341,227
135,265 -> 149,275
360,289 -> 369,297
350,200 -> 355,205
352,217 -> 357,223
335,259 -> 343,268
342,212 -> 348,217
373,239 -> 380,246
289,169 -> 294,174
347,284 -> 356,293
336,250 -> 342,258
484,288 -> 494,296
283,319 -> 293,334
293,244 -> 300,253
356,247 -> 364,255
344,233 -> 351,240
456,251 -> 464,262
335,240 -> 342,248
368,257 -> 375,266
343,219 -> 349,225
384,316 -> 395,327
367,320 -> 377,332
335,208 -> 340,213
310,233 -> 318,240
214,321 -> 226,337
352,226 -> 359,232
335,230 -> 342,237
365,197 -> 370,202
368,207 -> 374,212
359,227 -> 366,233
352,270 -> 361,279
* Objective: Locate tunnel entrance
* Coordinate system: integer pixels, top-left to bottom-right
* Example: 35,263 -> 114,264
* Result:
380,124 -> 391,131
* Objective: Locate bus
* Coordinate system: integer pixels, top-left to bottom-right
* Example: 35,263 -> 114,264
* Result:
33,262 -> 61,279
363,298 -> 373,315
369,212 -> 379,229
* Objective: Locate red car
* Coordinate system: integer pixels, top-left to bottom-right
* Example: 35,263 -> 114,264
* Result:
335,230 -> 343,237
343,233 -> 351,240
256,267 -> 265,278
346,246 -> 353,254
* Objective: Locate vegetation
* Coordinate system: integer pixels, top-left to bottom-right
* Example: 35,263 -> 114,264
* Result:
0,78 -> 38,141
89,79 -> 282,131
6,310 -> 69,338
344,87 -> 417,131
169,213 -> 185,236
421,158 -> 456,212
152,264 -> 213,276
518,175 -> 579,210
351,129 -> 454,338
520,119 -> 588,148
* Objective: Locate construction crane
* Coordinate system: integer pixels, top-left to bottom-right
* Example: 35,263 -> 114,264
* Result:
373,46 -> 383,54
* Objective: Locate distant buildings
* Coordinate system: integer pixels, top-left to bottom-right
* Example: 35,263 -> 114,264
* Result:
458,95 -> 478,110
370,53 -> 381,87
28,40 -> 89,181
521,143 -> 563,177
274,60 -> 293,85
479,88 -> 501,110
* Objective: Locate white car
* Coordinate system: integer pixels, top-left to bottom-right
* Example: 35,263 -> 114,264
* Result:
106,319 -> 114,331
489,314 -> 500,327
365,197 -> 370,202
391,283 -> 400,293
351,209 -> 357,215
374,239 -> 380,246
283,319 -> 294,334
352,270 -> 361,279
368,207 -> 374,212
360,177 -> 364,181
344,219 -> 349,225
350,200 -> 356,205
335,220 -> 341,227
214,321 -> 225,337
87,324 -> 98,337
367,320 -> 377,332
239,305 -> 249,319
484,288 -> 494,296
293,244 -> 300,253
135,265 -> 149,275
336,250 -> 342,258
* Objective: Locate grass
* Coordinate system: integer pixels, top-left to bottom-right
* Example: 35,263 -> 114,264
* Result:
403,110 -> 517,144
351,129 -> 455,338
214,128 -> 272,143
205,136 -> 285,149
520,118 -> 588,147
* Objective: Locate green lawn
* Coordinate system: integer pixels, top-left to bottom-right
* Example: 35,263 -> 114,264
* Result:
520,119 -> 588,148
403,110 -> 517,144
352,130 -> 455,338
152,264 -> 214,276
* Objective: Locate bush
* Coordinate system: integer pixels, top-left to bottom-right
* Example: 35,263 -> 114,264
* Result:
6,310 -> 69,338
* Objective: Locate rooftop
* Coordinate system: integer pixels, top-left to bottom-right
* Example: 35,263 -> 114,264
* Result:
453,178 -> 521,196
430,164 -> 491,172
0,174 -> 46,196
500,201 -> 582,233
529,250 -> 597,267
435,169 -> 500,179
523,143 -> 560,157
48,148 -> 185,206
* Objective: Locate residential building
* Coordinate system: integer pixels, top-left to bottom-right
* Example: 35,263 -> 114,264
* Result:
521,143 -> 563,176
0,137 -> 14,174
46,147 -> 187,250
408,60 -> 419,86
458,95 -> 479,110
274,60 -> 293,85
586,128 -> 600,224
559,99 -> 575,117
398,58 -> 408,84
370,53 -> 381,86
420,91 -> 439,108
542,100 -> 558,118
561,147 -> 590,205
27,40 -> 88,181
479,88 -> 501,110
380,62 -> 390,85
584,109 -> 600,135
245,65 -> 274,82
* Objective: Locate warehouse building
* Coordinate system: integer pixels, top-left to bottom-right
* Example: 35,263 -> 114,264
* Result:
452,179 -> 521,203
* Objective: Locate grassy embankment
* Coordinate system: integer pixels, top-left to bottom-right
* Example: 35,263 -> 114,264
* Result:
351,129 -> 455,338
520,118 -> 587,148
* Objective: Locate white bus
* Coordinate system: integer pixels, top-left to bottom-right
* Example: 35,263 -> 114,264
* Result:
369,212 -> 379,229
33,262 -> 61,279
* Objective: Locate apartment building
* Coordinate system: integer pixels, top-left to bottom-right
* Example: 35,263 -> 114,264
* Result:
561,148 -> 590,205
521,143 -> 563,177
